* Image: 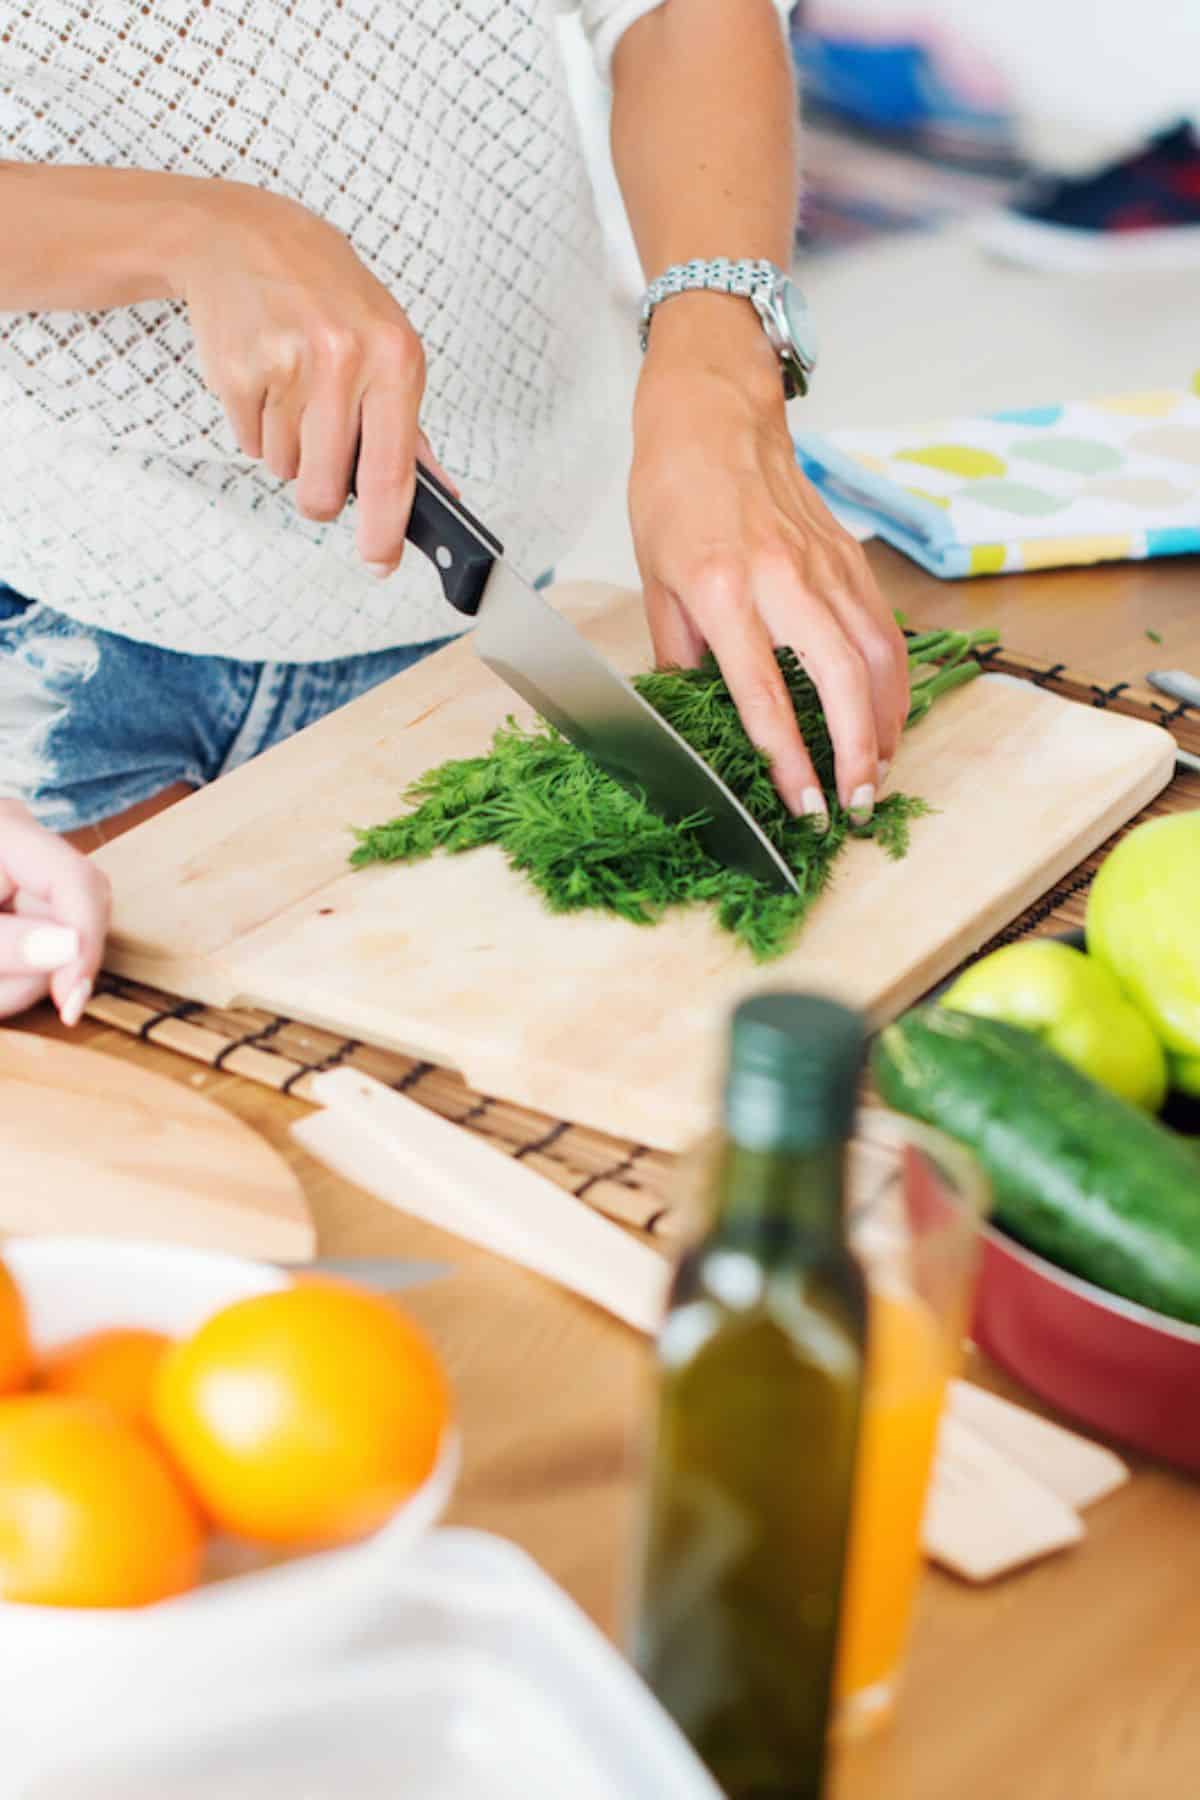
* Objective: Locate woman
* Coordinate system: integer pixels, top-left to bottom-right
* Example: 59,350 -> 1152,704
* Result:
0,0 -> 907,1026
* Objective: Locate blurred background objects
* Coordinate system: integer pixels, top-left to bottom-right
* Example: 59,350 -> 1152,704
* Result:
561,1 -> 1200,275
555,0 -> 1200,588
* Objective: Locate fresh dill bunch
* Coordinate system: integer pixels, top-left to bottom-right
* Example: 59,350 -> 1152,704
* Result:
350,627 -> 995,962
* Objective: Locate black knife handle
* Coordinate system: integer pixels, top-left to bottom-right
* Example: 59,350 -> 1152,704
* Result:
349,449 -> 504,618
406,464 -> 505,617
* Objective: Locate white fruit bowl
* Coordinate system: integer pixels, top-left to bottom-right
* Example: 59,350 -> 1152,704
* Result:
0,1237 -> 458,1758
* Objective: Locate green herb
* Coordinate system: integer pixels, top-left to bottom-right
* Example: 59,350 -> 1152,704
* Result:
1146,629 -> 1163,645
351,627 -> 998,962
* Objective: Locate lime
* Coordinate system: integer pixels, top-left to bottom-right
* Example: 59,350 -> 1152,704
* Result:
941,938 -> 1167,1111
1087,813 -> 1200,1083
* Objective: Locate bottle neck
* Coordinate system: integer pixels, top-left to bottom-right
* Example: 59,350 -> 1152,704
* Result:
708,1136 -> 848,1263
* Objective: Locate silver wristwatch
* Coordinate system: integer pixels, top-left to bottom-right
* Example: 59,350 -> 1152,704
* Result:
638,257 -> 819,399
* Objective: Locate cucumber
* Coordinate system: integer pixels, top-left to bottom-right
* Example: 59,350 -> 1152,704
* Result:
873,1008 -> 1200,1327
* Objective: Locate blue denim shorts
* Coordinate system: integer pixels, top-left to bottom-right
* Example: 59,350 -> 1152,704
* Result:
0,585 -> 453,834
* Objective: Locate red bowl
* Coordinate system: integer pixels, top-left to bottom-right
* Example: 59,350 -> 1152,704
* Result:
973,1225 -> 1200,1474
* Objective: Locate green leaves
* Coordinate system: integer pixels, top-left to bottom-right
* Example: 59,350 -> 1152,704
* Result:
351,627 -> 995,962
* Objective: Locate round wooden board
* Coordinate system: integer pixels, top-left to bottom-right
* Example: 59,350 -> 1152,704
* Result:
0,1030 -> 315,1263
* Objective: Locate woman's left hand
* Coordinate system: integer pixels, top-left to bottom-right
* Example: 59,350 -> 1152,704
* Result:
628,295 -> 909,828
0,801 -> 111,1025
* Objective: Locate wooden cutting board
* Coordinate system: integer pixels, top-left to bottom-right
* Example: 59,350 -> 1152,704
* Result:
94,582 -> 1175,1150
0,1031 -> 315,1261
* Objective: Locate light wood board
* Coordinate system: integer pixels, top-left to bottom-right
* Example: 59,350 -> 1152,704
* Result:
0,1030 -> 314,1262
94,581 -> 1175,1150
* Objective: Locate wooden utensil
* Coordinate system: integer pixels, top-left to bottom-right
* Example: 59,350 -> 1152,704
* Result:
0,1031 -> 314,1262
292,1069 -> 670,1332
928,1382 -> 1129,1584
92,582 -> 1175,1151
925,1416 -> 1086,1582
923,1381 -> 1129,1582
945,1378 -> 1128,1509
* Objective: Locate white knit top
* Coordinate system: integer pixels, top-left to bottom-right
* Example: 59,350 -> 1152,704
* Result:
0,1 -> 658,662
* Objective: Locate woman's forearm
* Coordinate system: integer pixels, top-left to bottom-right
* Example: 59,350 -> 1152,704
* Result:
610,0 -> 798,369
611,0 -> 798,376
0,163 -> 208,310
611,2 -> 908,826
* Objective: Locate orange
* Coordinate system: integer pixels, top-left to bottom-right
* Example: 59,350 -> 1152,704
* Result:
41,1327 -> 171,1431
0,1257 -> 33,1396
0,1394 -> 205,1608
153,1280 -> 451,1548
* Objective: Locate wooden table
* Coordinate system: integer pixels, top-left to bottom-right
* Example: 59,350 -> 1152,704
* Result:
880,542 -> 1200,700
19,547 -> 1200,1799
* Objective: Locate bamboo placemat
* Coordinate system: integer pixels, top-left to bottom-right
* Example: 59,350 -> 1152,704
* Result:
84,646 -> 1200,1242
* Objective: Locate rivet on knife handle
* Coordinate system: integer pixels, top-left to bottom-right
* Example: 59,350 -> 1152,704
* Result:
349,449 -> 503,618
405,465 -> 505,617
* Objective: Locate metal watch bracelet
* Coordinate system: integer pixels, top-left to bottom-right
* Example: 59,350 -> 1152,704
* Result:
638,257 -> 778,353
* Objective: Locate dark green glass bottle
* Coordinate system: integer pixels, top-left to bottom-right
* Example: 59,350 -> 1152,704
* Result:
631,994 -> 869,1800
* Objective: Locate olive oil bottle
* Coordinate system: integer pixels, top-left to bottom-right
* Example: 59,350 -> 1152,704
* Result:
631,994 -> 868,1800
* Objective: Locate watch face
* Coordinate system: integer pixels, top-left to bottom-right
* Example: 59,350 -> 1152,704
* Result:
781,281 -> 819,371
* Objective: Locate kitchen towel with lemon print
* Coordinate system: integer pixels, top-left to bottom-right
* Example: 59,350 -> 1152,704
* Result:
794,386 -> 1200,578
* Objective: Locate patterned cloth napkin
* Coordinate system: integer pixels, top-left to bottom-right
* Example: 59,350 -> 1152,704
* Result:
794,387 -> 1200,578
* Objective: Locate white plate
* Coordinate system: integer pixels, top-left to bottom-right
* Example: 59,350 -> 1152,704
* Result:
14,1531 -> 722,1800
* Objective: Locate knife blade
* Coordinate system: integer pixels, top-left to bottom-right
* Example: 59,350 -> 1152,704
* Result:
285,1257 -> 452,1292
1147,669 -> 1200,710
396,465 -> 798,894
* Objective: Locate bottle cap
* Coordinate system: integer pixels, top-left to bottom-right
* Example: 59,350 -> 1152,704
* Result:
724,992 -> 866,1150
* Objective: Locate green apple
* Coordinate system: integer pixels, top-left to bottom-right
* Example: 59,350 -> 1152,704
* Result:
1087,812 -> 1200,1087
940,939 -> 1167,1111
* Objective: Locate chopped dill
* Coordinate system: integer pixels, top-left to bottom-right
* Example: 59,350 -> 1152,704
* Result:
351,627 -> 997,962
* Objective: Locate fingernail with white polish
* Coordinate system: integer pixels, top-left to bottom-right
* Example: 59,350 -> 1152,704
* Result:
801,788 -> 830,830
365,562 -> 394,580
878,760 -> 891,782
22,925 -> 80,972
849,784 -> 876,825
60,978 -> 92,1029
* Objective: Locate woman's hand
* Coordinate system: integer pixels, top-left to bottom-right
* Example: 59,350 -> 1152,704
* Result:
0,801 -> 110,1026
173,183 -> 454,579
629,295 -> 909,826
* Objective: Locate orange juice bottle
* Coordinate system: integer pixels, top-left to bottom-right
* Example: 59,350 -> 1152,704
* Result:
834,1284 -> 948,1730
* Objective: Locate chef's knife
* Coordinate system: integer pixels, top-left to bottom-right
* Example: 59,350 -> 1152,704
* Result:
287,1256 -> 452,1292
385,464 -> 799,894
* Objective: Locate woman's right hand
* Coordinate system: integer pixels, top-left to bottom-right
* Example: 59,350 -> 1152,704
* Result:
174,183 -> 452,579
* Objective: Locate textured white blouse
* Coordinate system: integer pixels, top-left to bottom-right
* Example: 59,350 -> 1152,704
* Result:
0,1 -> 661,660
